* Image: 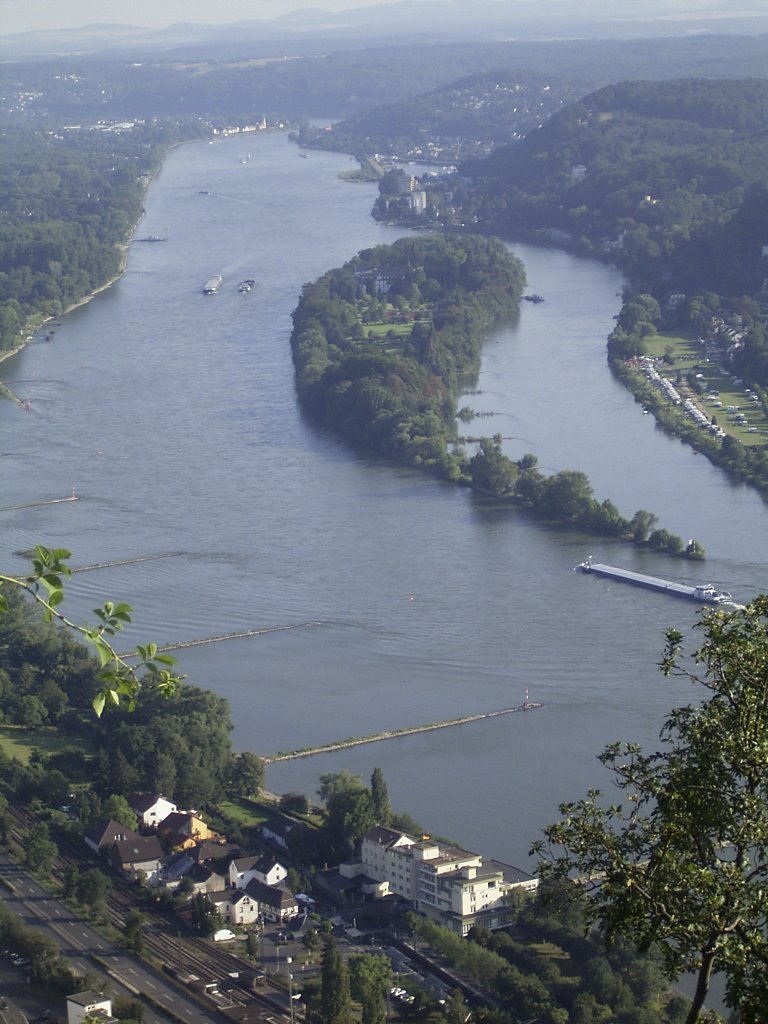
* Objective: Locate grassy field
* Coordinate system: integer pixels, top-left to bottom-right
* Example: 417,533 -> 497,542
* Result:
0,726 -> 86,765
365,321 -> 413,341
643,332 -> 768,446
218,797 -> 273,828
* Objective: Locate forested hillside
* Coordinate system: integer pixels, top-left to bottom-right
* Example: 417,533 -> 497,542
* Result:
4,34 -> 768,124
296,69 -> 580,163
456,78 -> 768,283
0,119 -> 205,349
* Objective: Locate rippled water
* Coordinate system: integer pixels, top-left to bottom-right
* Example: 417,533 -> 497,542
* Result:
1,132 -> 765,894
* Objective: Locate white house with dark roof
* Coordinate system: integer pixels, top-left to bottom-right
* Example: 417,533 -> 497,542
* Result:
261,816 -> 296,850
244,877 -> 299,923
127,793 -> 177,829
357,826 -> 538,935
229,852 -> 287,890
208,887 -> 261,927
66,991 -> 117,1024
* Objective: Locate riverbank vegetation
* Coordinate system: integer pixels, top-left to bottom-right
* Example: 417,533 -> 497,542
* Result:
0,119 -> 207,351
407,894 -> 685,1024
607,284 -> 768,493
291,235 -> 703,557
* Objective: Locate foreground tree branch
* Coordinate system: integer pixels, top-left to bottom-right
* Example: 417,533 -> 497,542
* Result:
0,545 -> 181,715
532,596 -> 768,1024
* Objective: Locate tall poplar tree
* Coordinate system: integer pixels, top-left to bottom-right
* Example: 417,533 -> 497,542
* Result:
370,767 -> 392,826
320,936 -> 351,1024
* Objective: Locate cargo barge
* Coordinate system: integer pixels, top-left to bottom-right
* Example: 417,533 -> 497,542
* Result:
203,275 -> 223,294
576,556 -> 733,605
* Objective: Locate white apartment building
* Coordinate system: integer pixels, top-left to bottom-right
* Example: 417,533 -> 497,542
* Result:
358,826 -> 538,935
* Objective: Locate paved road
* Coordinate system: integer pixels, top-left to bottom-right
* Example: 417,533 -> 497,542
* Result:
0,854 -> 221,1023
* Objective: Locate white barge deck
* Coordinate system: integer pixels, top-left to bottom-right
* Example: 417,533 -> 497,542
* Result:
576,557 -> 732,605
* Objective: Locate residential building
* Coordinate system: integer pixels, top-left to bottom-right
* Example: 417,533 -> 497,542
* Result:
111,835 -> 164,883
208,888 -> 261,927
189,840 -> 241,865
162,850 -> 196,884
229,853 -> 287,890
66,991 -> 117,1024
187,862 -> 228,894
158,811 -> 221,849
357,826 -> 538,935
244,877 -> 299,923
261,817 -> 296,851
84,819 -> 139,855
127,793 -> 177,829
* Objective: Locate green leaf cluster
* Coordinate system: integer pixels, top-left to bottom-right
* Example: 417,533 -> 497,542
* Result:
535,597 -> 768,1023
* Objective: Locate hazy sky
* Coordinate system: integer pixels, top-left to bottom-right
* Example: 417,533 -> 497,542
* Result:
0,0 -> 745,36
2,0 -> 411,35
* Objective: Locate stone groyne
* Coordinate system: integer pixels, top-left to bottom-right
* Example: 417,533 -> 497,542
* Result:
265,700 -> 542,763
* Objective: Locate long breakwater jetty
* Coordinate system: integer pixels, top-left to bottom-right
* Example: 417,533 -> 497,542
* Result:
264,699 -> 542,764
70,552 -> 185,573
0,491 -> 78,513
0,381 -> 26,408
118,620 -> 323,658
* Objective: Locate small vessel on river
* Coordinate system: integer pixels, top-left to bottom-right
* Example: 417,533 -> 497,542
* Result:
203,275 -> 223,294
238,279 -> 256,292
576,556 -> 733,605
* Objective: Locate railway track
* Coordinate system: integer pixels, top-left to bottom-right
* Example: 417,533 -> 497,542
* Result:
5,802 -> 294,1018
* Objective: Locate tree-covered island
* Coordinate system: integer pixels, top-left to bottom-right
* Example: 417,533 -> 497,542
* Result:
291,234 -> 702,557
370,79 -> 768,495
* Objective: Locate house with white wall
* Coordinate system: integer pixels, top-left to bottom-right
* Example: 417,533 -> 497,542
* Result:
127,793 -> 177,829
66,991 -> 116,1024
208,888 -> 261,927
357,826 -> 537,935
229,852 -> 287,890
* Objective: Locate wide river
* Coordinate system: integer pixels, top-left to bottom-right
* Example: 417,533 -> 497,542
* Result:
2,131 -> 766,883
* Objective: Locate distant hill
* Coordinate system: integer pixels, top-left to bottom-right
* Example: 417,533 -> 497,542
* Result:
3,35 -> 768,125
3,0 -> 768,61
454,78 -> 768,290
297,69 -> 585,163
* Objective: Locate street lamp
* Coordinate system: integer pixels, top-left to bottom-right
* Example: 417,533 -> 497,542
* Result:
286,955 -> 295,1024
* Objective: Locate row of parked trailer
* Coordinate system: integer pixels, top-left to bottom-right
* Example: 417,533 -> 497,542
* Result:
641,360 -> 726,439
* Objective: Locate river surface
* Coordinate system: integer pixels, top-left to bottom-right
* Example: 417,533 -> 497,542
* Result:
1,131 -> 766,893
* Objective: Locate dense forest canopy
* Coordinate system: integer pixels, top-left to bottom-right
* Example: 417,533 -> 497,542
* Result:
0,587 -> 232,810
291,233 -> 525,477
0,118 -> 205,349
458,78 -> 768,277
290,235 -> 699,556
